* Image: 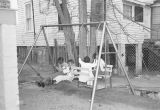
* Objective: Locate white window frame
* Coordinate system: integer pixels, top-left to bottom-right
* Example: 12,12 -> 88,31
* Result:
123,3 -> 144,23
25,2 -> 32,32
123,3 -> 133,20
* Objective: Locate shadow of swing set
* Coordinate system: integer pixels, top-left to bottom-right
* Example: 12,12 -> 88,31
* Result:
18,21 -> 135,110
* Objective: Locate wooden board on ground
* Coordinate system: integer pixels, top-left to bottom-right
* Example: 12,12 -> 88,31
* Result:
134,87 -> 160,93
134,86 -> 160,100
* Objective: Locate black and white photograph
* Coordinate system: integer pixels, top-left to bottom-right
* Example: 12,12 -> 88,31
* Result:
0,0 -> 160,110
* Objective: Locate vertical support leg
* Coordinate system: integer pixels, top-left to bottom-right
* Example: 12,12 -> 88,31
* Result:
104,73 -> 107,88
42,27 -> 56,72
136,43 -> 142,75
54,39 -> 58,64
109,73 -> 112,88
118,44 -> 126,76
106,25 -> 135,95
104,28 -> 107,89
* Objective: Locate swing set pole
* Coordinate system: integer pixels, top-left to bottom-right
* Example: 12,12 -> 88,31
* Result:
90,22 -> 106,110
42,27 -> 56,72
106,25 -> 135,95
18,27 -> 43,77
41,22 -> 103,27
89,23 -> 135,110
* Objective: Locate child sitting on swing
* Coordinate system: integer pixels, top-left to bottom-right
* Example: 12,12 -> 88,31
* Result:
37,58 -> 78,87
92,53 -> 106,73
78,56 -> 97,86
52,59 -> 78,84
55,57 -> 69,73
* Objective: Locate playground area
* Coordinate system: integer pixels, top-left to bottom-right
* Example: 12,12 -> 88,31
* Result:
17,22 -> 160,110
19,64 -> 160,110
16,9 -> 160,110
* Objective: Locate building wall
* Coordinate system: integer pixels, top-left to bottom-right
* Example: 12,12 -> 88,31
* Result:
151,1 -> 160,39
105,0 -> 123,44
121,2 -> 151,43
16,0 -> 79,46
105,0 -> 151,44
17,0 -> 151,47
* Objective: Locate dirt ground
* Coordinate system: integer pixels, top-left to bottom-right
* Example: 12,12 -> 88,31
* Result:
18,64 -> 160,110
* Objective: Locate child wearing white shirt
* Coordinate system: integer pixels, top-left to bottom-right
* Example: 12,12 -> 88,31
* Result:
53,59 -> 76,84
78,56 -> 97,86
92,53 -> 106,73
37,59 -> 77,87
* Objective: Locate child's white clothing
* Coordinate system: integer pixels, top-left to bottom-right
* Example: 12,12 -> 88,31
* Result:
94,58 -> 105,72
53,64 -> 75,84
78,58 -> 96,85
54,73 -> 73,84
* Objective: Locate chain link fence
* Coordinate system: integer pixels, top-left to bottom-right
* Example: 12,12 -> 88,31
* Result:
121,42 -> 160,77
142,40 -> 160,75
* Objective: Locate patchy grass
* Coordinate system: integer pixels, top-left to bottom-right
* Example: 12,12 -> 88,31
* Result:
19,64 -> 160,110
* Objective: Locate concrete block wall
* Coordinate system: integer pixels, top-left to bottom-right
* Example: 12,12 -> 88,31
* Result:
0,9 -> 19,110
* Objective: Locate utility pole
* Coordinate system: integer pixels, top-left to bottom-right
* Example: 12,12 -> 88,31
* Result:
104,0 -> 110,64
90,0 -> 106,60
79,0 -> 87,59
31,0 -> 36,40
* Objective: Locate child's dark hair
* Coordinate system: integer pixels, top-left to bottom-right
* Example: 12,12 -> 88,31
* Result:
93,53 -> 103,59
83,56 -> 90,63
67,59 -> 74,64
57,57 -> 64,64
92,53 -> 97,59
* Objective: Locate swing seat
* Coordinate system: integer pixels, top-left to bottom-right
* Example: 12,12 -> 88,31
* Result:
72,67 -> 94,87
97,65 -> 113,79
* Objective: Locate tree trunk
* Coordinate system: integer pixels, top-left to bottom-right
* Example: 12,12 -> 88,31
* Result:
90,0 -> 97,60
79,0 -> 87,59
54,0 -> 77,62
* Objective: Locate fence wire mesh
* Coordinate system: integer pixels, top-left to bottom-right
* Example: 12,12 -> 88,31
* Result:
114,42 -> 160,77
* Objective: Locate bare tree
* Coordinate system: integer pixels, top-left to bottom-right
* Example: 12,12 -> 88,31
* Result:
54,0 -> 77,62
90,0 -> 97,60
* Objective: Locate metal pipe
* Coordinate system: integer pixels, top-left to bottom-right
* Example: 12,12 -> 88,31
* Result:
18,28 -> 42,77
101,52 -> 117,54
90,22 -> 106,110
42,27 -> 56,72
41,21 -> 105,27
106,24 -> 135,95
31,0 -> 36,40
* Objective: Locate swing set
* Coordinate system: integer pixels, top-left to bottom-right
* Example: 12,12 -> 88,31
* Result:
18,21 -> 135,110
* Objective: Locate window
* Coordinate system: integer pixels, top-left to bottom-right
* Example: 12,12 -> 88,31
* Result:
58,4 -> 63,30
123,4 -> 132,19
135,6 -> 143,22
96,3 -> 102,14
25,3 -> 32,31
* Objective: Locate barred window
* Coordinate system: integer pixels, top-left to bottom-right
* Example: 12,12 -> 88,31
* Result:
25,3 -> 32,31
135,6 -> 143,22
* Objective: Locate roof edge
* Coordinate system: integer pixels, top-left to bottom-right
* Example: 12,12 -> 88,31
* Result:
123,0 -> 156,6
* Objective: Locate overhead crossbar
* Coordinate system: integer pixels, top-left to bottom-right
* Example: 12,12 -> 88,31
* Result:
41,21 -> 105,28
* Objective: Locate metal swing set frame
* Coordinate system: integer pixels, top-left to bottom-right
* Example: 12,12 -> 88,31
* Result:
18,21 -> 135,110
